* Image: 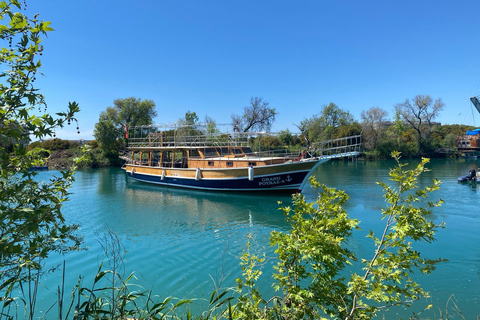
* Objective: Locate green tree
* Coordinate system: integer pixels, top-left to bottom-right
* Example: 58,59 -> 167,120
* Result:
395,95 -> 444,155
176,110 -> 200,139
93,111 -> 120,155
300,102 -> 354,142
204,114 -> 219,135
109,97 -> 157,128
278,129 -> 302,147
233,153 -> 445,319
0,0 -> 82,311
184,110 -> 199,126
231,97 -> 277,132
94,97 -> 157,141
94,97 -> 157,160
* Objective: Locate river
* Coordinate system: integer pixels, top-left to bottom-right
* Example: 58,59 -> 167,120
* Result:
31,158 -> 480,319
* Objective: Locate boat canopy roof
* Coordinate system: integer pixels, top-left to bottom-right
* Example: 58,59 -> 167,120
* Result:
466,128 -> 480,136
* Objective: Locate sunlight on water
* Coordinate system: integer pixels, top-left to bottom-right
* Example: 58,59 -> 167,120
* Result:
30,159 -> 480,319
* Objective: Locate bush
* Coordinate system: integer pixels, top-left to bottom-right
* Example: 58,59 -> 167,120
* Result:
232,152 -> 445,319
41,138 -> 79,151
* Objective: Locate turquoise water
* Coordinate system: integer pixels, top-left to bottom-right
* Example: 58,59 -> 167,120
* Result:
31,158 -> 480,318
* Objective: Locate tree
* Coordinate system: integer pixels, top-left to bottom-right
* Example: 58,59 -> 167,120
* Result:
176,110 -> 200,138
0,0 -> 82,309
361,107 -> 389,150
94,97 -> 157,158
395,95 -> 444,155
231,97 -> 277,132
93,111 -> 121,155
94,97 -> 157,140
109,97 -> 157,128
278,129 -> 302,147
184,110 -> 199,126
299,102 -> 354,142
233,153 -> 445,319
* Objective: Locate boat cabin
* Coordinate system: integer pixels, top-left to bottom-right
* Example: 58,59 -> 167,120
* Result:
128,146 -> 288,169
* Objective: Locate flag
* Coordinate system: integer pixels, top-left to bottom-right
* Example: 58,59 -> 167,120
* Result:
125,124 -> 128,139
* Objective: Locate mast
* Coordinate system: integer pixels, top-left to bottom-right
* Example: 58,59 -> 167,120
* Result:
470,96 -> 480,114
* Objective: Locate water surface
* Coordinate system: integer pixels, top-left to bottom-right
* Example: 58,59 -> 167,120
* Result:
34,158 -> 479,318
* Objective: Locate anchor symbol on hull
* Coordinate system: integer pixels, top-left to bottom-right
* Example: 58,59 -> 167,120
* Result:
285,175 -> 292,182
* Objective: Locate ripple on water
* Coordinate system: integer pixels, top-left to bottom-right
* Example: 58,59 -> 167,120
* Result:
30,162 -> 480,319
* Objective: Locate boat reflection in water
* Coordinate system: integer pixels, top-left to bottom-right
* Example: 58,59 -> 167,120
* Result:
122,180 -> 292,237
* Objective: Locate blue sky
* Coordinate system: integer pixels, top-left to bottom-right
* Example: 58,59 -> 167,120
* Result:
26,0 -> 480,140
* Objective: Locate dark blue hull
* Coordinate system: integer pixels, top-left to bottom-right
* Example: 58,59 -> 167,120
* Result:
127,170 -> 311,192
458,175 -> 480,183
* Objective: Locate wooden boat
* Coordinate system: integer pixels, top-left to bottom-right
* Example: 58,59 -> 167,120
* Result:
457,97 -> 480,157
122,123 -> 361,193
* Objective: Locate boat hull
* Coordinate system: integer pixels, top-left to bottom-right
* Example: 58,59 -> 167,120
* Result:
457,175 -> 480,183
124,159 -> 327,192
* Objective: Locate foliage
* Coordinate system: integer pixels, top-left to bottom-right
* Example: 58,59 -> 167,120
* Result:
0,0 -> 83,317
278,129 -> 302,146
27,138 -> 79,151
361,106 -> 389,150
345,152 -> 445,319
108,97 -> 157,129
25,139 -> 118,169
231,97 -> 277,132
203,115 -> 220,138
395,95 -> 444,155
299,103 -> 355,143
184,110 -> 199,126
232,152 -> 445,319
93,111 -> 120,156
176,111 -> 202,139
93,97 -> 156,163
335,123 -> 362,139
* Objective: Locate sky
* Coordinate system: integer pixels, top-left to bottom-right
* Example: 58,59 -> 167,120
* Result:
23,0 -> 480,140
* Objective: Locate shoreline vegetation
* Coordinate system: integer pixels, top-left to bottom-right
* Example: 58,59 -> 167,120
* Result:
30,124 -> 475,170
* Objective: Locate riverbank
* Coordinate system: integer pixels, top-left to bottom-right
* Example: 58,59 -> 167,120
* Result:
36,138 -> 467,171
38,143 -> 123,170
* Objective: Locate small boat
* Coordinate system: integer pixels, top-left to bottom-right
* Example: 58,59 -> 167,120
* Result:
122,123 -> 361,193
27,165 -> 48,171
458,169 -> 479,183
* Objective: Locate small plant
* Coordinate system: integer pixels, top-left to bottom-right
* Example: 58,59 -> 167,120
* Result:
232,152 -> 445,319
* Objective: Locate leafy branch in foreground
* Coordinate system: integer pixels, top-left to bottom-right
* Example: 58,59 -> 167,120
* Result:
233,152 -> 445,319
346,151 -> 446,319
0,1 -> 82,318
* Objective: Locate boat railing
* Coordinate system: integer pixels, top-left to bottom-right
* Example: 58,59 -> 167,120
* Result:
126,123 -> 253,148
313,135 -> 362,156
126,124 -> 362,159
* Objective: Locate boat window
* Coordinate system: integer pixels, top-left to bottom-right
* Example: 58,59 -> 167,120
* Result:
242,147 -> 253,155
203,148 -> 218,157
219,147 -> 230,156
233,148 -> 243,155
226,161 -> 233,167
208,161 -> 214,166
248,162 -> 256,167
189,149 -> 200,157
